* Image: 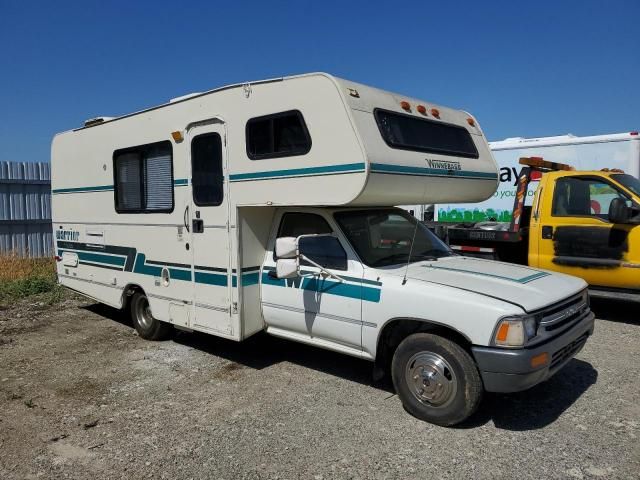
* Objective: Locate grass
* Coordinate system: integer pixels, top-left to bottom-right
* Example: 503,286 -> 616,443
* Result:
0,252 -> 63,305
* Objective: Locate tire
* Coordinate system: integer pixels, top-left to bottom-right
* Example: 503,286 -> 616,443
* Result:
129,292 -> 172,341
391,333 -> 483,426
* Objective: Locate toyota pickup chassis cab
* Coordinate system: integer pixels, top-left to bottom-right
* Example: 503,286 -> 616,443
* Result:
52,73 -> 594,425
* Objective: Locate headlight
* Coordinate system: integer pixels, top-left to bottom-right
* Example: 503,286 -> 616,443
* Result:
494,315 -> 538,348
582,289 -> 590,307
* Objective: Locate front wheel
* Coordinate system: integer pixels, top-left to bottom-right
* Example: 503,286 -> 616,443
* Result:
130,292 -> 172,341
391,333 -> 483,426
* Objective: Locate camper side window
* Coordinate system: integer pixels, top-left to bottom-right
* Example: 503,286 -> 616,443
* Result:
246,110 -> 311,159
113,141 -> 174,213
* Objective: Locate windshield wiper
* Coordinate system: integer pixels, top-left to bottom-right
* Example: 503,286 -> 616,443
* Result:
411,255 -> 439,262
372,253 -> 439,267
371,253 -> 410,267
418,249 -> 451,259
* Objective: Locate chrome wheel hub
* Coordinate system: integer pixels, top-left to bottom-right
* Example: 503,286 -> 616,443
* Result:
405,352 -> 457,407
137,298 -> 153,329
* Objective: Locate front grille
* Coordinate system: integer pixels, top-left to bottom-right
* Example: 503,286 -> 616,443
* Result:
538,292 -> 589,333
550,332 -> 589,369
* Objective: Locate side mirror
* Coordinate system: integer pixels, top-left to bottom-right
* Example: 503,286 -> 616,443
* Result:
276,258 -> 298,279
275,237 -> 299,279
275,237 -> 297,259
608,198 -> 631,224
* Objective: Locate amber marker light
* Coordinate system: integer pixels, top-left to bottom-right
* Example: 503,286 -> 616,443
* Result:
467,117 -> 476,127
430,108 -> 440,118
417,105 -> 427,115
171,131 -> 184,142
400,101 -> 411,111
530,352 -> 549,368
496,323 -> 510,343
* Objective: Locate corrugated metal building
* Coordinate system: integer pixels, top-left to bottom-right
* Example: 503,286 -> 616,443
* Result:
0,161 -> 52,257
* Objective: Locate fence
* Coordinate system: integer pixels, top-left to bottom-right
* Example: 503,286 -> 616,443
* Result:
0,161 -> 52,258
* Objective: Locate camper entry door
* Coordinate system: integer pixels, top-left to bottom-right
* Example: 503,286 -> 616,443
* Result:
187,122 -> 232,335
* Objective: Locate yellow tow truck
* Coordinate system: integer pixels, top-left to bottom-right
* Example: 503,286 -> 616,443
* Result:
441,157 -> 640,299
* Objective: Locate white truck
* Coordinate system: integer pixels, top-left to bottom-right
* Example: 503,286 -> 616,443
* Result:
51,73 -> 594,426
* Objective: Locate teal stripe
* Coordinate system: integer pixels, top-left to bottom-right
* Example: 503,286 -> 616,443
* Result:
427,265 -> 550,284
133,254 -> 163,277
517,272 -> 551,283
52,185 -> 114,194
261,272 -> 381,302
229,162 -> 366,182
370,163 -> 498,180
168,268 -> 192,281
194,271 -> 228,286
263,266 -> 382,287
58,249 -> 125,267
240,272 -> 260,286
53,178 -> 187,194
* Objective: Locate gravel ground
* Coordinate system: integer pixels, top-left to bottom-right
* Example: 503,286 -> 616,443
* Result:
0,292 -> 638,480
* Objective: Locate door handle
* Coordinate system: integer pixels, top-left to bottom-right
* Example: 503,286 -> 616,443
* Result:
183,205 -> 190,233
541,226 -> 553,239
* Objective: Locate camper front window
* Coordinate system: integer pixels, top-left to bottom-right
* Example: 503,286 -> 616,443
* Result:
374,109 -> 479,159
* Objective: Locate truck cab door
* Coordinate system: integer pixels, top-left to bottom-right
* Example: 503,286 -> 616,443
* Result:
536,174 -> 637,289
261,211 -> 364,351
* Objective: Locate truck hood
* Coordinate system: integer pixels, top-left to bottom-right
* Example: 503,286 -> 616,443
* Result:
396,256 -> 586,312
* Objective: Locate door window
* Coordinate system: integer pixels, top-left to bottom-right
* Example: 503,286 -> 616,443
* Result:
192,133 -> 223,206
276,213 -> 347,270
552,177 -> 627,220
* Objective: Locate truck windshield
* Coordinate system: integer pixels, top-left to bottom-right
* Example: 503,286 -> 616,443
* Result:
612,174 -> 640,197
334,209 -> 453,268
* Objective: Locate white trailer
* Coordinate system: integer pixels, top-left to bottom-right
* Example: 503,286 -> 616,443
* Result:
52,73 -> 594,426
436,132 -> 640,222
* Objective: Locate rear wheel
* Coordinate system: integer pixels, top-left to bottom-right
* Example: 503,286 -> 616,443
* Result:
130,292 -> 172,340
391,333 -> 482,426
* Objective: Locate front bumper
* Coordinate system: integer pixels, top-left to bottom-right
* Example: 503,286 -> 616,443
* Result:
472,310 -> 595,393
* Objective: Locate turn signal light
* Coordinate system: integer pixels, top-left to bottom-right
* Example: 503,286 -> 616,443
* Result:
530,352 -> 549,368
430,108 -> 440,118
496,323 -> 510,342
494,319 -> 525,347
400,101 -> 411,111
171,131 -> 184,142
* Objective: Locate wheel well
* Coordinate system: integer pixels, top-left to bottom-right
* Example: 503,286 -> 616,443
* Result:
121,284 -> 145,310
375,319 -> 472,372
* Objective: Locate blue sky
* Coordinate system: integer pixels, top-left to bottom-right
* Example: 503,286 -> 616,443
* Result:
1,0 -> 638,162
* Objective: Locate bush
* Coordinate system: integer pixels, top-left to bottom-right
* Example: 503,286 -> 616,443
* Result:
0,252 -> 61,305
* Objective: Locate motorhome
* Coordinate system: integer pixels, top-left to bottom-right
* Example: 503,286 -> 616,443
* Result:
51,73 -> 594,426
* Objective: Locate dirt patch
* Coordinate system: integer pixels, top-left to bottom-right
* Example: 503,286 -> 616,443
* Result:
212,361 -> 245,380
0,291 -> 638,479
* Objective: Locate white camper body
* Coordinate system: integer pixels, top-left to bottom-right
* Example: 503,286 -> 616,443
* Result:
52,73 -> 594,426
52,73 -> 498,340
436,132 -> 640,223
